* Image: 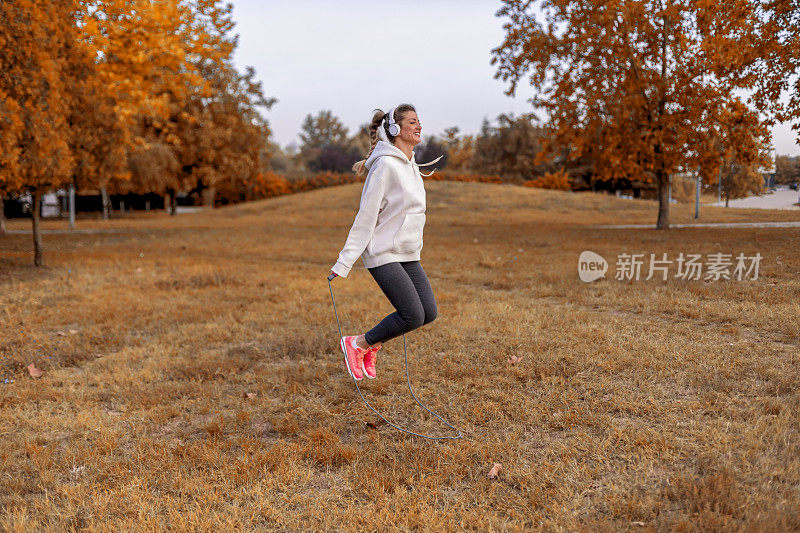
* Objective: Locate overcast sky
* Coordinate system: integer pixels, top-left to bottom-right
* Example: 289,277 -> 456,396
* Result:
230,0 -> 800,156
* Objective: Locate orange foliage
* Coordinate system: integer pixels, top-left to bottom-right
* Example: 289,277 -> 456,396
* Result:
0,0 -> 75,193
523,169 -> 572,190
250,172 -> 291,198
491,0 -> 790,228
288,172 -> 362,193
426,172 -> 504,184
223,170 -> 527,204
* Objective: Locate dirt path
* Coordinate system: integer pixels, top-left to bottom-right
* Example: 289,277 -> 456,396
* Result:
712,188 -> 800,210
591,221 -> 800,229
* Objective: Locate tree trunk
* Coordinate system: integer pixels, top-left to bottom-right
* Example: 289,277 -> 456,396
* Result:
101,187 -> 110,220
656,171 -> 670,229
68,182 -> 76,228
32,190 -> 43,266
166,188 -> 177,216
202,186 -> 216,208
0,195 -> 6,235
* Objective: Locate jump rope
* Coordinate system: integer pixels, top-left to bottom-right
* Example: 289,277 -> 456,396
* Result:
327,273 -> 463,440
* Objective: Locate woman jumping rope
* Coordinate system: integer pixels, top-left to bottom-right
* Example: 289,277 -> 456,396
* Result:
329,104 -> 442,382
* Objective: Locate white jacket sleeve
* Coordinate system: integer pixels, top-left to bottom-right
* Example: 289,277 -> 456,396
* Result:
331,167 -> 387,277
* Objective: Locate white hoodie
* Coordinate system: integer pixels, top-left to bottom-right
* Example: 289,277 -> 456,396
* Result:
331,140 -> 427,277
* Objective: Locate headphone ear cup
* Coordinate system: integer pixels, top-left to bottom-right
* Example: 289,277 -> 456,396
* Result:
388,123 -> 400,137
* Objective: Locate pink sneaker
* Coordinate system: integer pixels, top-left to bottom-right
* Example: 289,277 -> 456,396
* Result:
340,336 -> 365,381
362,344 -> 381,379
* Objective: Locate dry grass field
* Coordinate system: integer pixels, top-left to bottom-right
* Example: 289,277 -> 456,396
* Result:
1,182 -> 799,531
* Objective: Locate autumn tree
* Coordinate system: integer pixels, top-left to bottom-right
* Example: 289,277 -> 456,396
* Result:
0,0 -> 77,264
729,2 -> 800,147
491,0 -> 789,228
709,99 -> 771,205
348,123 -> 372,161
471,113 -> 555,182
775,156 -> 800,186
440,127 -> 475,173
168,0 -> 276,206
121,141 -> 181,213
176,62 -> 275,206
0,89 -> 22,235
298,110 -> 352,172
299,110 -> 349,151
267,141 -> 295,173
61,0 -> 206,219
720,163 -> 763,206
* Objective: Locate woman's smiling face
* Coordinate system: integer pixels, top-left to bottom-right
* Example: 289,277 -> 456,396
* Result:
396,111 -> 422,146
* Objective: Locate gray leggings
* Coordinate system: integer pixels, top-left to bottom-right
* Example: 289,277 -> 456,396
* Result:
364,261 -> 437,345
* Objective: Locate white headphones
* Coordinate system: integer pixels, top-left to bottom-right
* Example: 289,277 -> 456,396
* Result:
386,107 -> 400,137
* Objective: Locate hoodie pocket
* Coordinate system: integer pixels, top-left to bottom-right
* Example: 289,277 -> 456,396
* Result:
393,213 -> 425,254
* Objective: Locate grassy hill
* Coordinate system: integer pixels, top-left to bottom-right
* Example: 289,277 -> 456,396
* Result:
1,182 -> 799,530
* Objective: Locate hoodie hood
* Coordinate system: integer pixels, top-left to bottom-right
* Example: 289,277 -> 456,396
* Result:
365,140 -> 414,171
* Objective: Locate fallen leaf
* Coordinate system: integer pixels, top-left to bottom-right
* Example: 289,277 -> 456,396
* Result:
366,419 -> 387,429
68,329 -> 78,335
56,331 -> 66,337
508,355 -> 523,365
27,363 -> 44,378
632,521 -> 645,526
95,353 -> 103,358
487,463 -> 502,478
244,392 -> 257,400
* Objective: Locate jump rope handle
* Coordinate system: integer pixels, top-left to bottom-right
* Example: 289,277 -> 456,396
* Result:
327,271 -> 338,281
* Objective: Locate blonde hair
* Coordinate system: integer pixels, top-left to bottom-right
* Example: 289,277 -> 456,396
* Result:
352,104 -> 416,176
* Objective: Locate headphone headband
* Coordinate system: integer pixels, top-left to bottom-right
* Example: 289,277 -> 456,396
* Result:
386,106 -> 399,137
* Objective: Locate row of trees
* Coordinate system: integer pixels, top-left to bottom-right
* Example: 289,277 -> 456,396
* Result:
268,0 -> 800,220
3,0 -> 799,267
272,108 -> 783,204
270,109 -> 559,180
0,0 -> 274,264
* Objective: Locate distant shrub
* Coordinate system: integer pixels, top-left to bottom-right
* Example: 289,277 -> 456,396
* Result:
232,167 -> 573,205
522,169 -> 572,190
426,171 -> 504,184
251,171 -> 291,198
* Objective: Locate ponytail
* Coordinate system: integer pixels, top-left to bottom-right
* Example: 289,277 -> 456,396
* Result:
352,109 -> 386,176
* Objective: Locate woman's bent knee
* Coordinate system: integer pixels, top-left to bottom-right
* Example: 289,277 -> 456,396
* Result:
399,308 -> 425,331
423,312 -> 437,325
423,306 -> 437,325
407,315 -> 425,330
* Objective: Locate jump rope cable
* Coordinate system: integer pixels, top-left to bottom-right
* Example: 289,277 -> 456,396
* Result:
327,275 -> 463,440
